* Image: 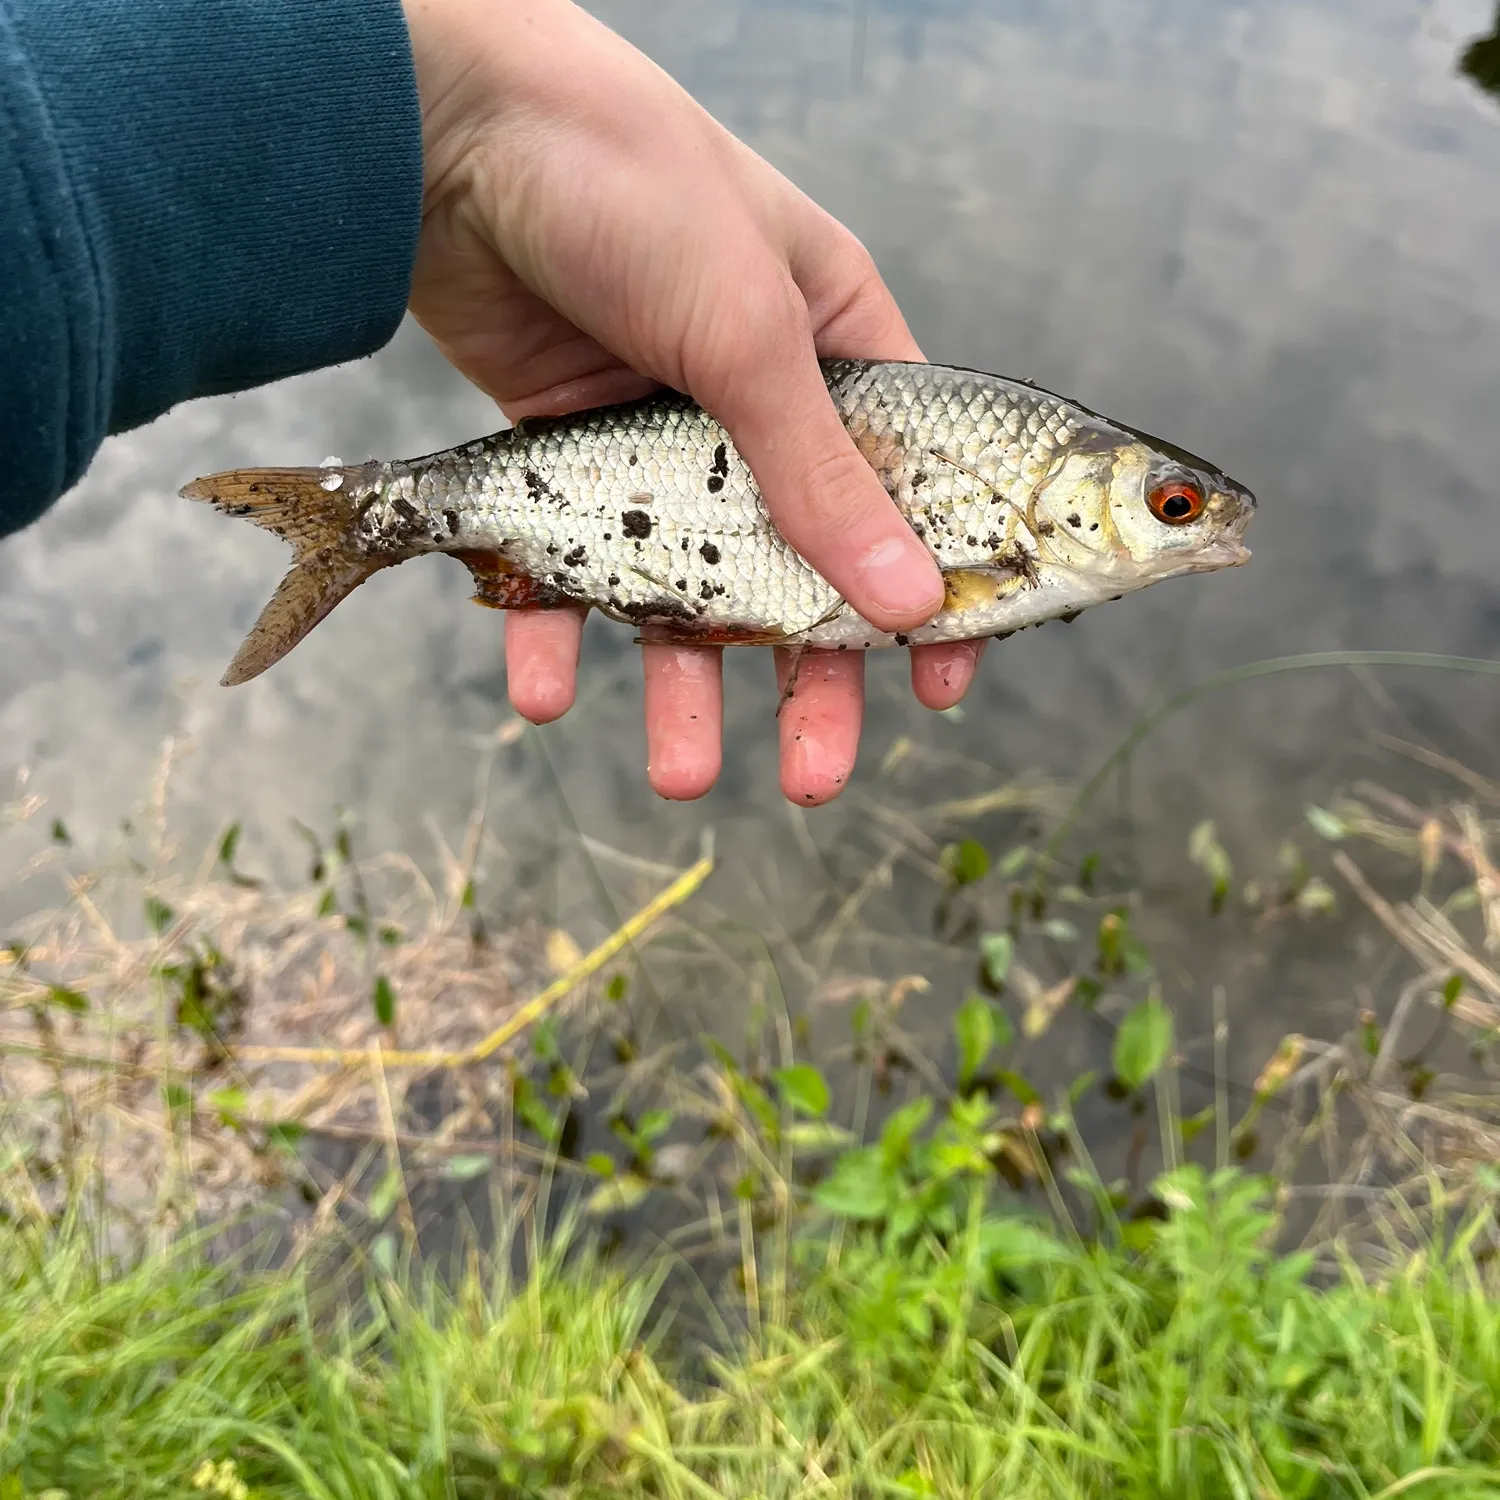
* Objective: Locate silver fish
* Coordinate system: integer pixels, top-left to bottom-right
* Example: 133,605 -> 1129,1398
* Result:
180,359 -> 1255,686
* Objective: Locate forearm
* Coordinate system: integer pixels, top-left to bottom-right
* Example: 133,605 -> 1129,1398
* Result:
0,0 -> 425,540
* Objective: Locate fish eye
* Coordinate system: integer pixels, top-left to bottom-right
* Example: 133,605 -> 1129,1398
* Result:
1147,478 -> 1205,526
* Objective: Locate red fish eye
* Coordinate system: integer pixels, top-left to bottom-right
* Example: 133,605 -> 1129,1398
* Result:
1148,479 -> 1204,525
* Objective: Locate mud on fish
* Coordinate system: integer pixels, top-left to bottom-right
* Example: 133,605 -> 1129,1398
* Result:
180,359 -> 1256,687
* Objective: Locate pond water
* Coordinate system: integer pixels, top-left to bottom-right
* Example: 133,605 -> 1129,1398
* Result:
4,0 -> 1500,1141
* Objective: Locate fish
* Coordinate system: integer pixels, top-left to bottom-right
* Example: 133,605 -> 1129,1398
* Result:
179,358 -> 1255,687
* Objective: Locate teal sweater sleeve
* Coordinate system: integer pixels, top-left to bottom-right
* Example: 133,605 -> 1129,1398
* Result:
0,0 -> 423,539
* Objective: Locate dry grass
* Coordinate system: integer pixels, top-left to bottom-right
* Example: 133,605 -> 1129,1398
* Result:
0,733 -> 710,1238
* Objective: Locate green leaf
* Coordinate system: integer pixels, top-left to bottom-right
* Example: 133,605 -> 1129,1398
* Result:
1294,877 -> 1336,918
939,838 -> 990,886
162,1082 -> 191,1116
585,1173 -> 651,1216
1114,993 -> 1174,1090
991,1003 -> 1015,1050
373,975 -> 396,1028
979,932 -> 1014,986
585,1152 -> 616,1178
50,818 -> 70,845
443,1154 -> 492,1181
379,925 -> 402,947
218,822 -> 241,867
773,1063 -> 830,1118
316,888 -> 338,918
1179,1105 -> 1216,1144
605,972 -> 629,1002
635,1108 -> 674,1142
813,1147 -> 892,1219
997,1069 -> 1040,1107
978,1216 -> 1071,1269
368,1169 -> 402,1221
1188,820 -> 1233,912
144,896 -> 174,935
517,1096 -> 559,1144
1443,973 -> 1465,1010
531,1017 -> 559,1062
879,1096 -> 933,1160
46,984 -> 88,1012
954,991 -> 996,1086
1067,1069 -> 1098,1105
1304,805 -> 1348,841
206,1086 -> 248,1125
785,1121 -> 856,1154
266,1121 -> 306,1152
1097,911 -> 1152,978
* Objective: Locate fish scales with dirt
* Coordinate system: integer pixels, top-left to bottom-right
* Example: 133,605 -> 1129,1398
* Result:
180,359 -> 1256,686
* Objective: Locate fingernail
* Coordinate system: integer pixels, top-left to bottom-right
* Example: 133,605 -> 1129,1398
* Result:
854,538 -> 944,623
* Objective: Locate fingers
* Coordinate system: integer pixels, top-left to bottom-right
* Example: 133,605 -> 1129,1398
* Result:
642,643 -> 723,800
503,608 -> 584,722
688,289 -> 944,637
775,647 -> 864,806
909,639 -> 986,711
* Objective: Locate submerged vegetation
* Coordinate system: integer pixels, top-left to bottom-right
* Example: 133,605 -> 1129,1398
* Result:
4,678 -> 1500,1497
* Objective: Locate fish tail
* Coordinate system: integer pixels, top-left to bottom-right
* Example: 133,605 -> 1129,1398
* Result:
178,466 -> 384,686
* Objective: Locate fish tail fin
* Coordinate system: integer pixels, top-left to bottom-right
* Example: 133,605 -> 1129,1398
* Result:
179,466 -> 384,686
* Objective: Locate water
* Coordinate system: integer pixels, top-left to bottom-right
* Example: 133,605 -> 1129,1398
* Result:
4,0 -> 1500,1135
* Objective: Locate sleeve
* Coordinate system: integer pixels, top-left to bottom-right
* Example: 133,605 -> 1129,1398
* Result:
0,0 -> 424,539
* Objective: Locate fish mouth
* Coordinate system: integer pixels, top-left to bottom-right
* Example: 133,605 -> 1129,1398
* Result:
1170,534 -> 1252,577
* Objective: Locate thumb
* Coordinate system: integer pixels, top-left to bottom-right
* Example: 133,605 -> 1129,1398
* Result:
686,294 -> 944,634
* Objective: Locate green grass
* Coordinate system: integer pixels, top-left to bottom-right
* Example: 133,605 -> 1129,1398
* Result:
2,1153 -> 1498,1498
7,681 -> 1500,1497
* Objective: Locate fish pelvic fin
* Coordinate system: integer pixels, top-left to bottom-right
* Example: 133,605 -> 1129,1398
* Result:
179,466 -> 386,686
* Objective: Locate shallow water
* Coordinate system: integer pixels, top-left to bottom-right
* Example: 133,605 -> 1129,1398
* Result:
4,0 -> 1500,1134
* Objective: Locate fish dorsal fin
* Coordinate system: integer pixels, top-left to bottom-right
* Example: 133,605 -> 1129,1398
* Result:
180,465 -> 386,684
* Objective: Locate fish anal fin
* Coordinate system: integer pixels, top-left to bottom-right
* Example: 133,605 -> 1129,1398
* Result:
631,622 -> 791,648
221,552 -> 384,686
452,550 -> 579,611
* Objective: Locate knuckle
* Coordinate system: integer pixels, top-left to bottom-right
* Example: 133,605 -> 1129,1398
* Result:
772,440 -> 887,540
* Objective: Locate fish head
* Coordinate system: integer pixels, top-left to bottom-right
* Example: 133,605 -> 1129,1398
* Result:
1031,425 -> 1255,589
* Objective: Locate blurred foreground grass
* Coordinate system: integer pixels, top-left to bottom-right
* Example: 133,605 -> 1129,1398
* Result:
3,1153 -> 1497,1499
4,687 -> 1500,1497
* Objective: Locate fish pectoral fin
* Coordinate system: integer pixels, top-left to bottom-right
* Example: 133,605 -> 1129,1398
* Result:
939,565 -> 1026,615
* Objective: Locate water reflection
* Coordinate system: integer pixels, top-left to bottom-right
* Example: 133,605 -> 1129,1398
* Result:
1461,7 -> 1500,98
3,0 -> 1500,1128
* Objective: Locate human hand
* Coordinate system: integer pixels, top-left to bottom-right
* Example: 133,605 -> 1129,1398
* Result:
401,0 -> 986,804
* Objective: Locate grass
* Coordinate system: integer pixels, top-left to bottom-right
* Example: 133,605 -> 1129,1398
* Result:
5,692 -> 1500,1497
2,1153 -> 1498,1496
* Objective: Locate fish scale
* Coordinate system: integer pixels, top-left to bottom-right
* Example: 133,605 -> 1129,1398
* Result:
179,358 -> 1255,687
